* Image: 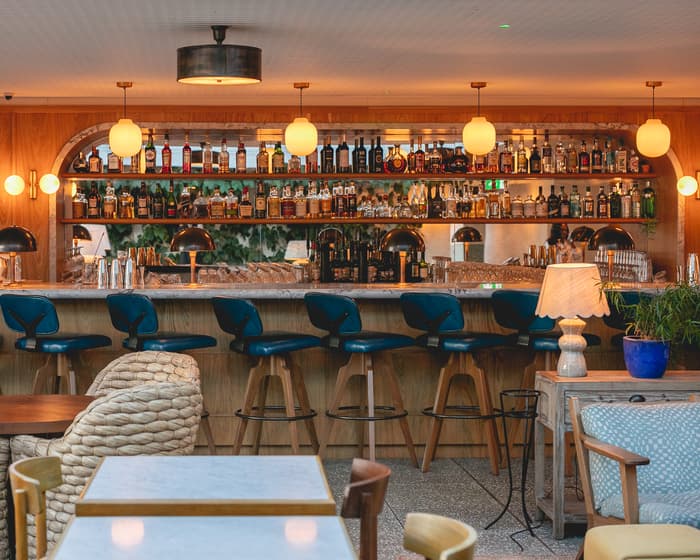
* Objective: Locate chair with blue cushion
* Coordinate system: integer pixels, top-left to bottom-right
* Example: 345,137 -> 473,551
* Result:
0,294 -> 111,394
305,292 -> 418,466
212,297 -> 321,455
106,292 -> 217,453
400,292 -> 513,473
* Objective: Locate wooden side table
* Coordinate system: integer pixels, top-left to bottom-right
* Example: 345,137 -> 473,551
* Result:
534,370 -> 700,539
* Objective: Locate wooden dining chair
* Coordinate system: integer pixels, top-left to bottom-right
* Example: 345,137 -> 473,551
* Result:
403,512 -> 478,560
340,458 -> 391,560
9,456 -> 63,560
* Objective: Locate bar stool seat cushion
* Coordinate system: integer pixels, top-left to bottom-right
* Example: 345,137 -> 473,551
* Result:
231,332 -> 320,356
416,331 -> 515,353
322,332 -> 414,354
15,333 -> 111,353
532,333 -> 601,352
127,333 -> 216,352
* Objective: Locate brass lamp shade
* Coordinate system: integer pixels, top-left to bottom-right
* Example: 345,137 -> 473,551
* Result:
588,225 -> 635,250
72,225 -> 92,241
170,227 -> 216,252
380,228 -> 425,252
0,225 -> 37,253
452,226 -> 482,243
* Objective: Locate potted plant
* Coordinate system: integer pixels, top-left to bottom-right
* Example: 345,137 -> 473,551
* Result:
607,283 -> 700,378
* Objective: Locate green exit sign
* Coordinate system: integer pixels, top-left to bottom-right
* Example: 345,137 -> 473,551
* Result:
484,179 -> 505,191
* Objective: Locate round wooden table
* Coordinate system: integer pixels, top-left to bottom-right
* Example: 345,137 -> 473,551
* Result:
0,394 -> 94,435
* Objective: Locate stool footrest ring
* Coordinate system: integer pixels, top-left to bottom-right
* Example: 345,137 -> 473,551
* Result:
235,405 -> 317,422
422,404 -> 501,421
327,405 -> 408,422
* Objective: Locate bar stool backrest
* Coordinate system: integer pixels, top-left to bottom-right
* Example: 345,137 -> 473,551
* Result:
403,512 -> 477,560
106,293 -> 159,335
0,294 -> 60,337
400,292 -> 464,333
211,297 -> 263,339
491,290 -> 554,334
305,292 -> 362,335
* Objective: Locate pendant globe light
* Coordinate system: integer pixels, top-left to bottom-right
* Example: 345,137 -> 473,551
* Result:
462,82 -> 496,156
108,82 -> 142,158
284,82 -> 318,156
636,81 -> 671,158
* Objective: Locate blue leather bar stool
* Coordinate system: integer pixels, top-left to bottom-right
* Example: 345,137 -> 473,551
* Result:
400,292 -> 512,474
0,294 -> 111,394
603,290 -> 640,347
106,292 -> 217,453
305,292 -> 418,466
212,297 -> 321,455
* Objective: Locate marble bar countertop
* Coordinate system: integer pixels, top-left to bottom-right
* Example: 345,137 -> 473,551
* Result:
0,281 -> 664,300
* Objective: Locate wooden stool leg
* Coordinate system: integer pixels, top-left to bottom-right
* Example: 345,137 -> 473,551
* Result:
57,354 -> 77,395
277,357 -> 301,454
288,357 -> 320,453
32,355 -> 56,395
364,354 -> 377,463
464,353 -> 501,475
251,373 -> 270,455
319,356 -> 354,458
233,358 -> 266,455
199,404 -> 217,454
356,374 -> 368,459
422,353 -> 458,473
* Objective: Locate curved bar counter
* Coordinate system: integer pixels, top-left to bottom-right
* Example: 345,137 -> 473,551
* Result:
0,282 -> 635,458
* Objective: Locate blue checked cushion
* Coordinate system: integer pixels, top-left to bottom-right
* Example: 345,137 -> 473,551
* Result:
581,401 -> 700,526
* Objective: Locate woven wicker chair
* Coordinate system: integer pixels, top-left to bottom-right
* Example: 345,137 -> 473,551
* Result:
9,382 -> 202,558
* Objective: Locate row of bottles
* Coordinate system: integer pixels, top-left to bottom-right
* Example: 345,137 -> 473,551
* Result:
70,131 -> 652,177
70,179 -> 657,221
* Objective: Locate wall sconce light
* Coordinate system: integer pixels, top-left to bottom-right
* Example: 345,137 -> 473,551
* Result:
636,81 -> 671,158
284,82 -> 318,156
677,174 -> 699,197
109,81 -> 142,158
462,82 -> 496,156
4,170 -> 60,198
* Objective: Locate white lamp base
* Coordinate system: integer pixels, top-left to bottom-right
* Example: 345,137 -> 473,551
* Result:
556,317 -> 588,377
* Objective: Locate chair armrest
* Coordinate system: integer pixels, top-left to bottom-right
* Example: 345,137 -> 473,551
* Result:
10,434 -> 52,461
581,434 -> 650,466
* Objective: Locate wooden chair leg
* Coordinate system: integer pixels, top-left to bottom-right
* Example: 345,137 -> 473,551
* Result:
251,373 -> 270,455
356,372 -> 368,459
233,359 -> 266,455
278,359 -> 301,454
464,353 -> 501,475
57,354 -> 77,395
289,357 -> 320,453
364,354 -> 377,463
422,353 -> 458,473
32,355 -> 56,395
319,356 -> 354,458
199,405 -> 217,454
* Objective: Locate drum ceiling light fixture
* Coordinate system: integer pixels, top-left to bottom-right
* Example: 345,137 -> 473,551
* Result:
177,25 -> 261,85
462,82 -> 496,156
636,80 -> 671,158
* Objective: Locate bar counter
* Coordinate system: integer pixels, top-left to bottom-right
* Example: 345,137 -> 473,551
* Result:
0,282 -> 639,458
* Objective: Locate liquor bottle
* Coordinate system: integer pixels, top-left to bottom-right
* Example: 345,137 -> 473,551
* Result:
333,183 -> 346,217
336,134 -> 351,173
499,139 -> 514,173
118,186 -> 134,219
582,186 -> 595,218
235,141 -> 247,173
427,182 -> 444,218
566,141 -> 578,173
511,193 -> 524,218
102,181 -> 117,219
406,140 -> 416,173
486,142 -> 499,173
346,181 -> 357,217
554,139 -> 566,173
294,185 -> 307,218
428,142 -> 443,173
151,183 -> 164,218
182,132 -> 192,174
72,151 -> 89,173
373,136 -> 384,173
321,136 -> 335,174
72,185 -> 87,218
305,146 -> 318,173
596,185 -> 609,218
631,182 -> 642,218
414,136 -> 426,173
515,136 -> 528,173
523,193 -> 536,218
578,140 -> 590,173
256,142 -> 269,173
472,152 -> 485,173
609,183 -> 622,218
288,154 -> 301,173
604,137 -> 616,173
535,186 -> 548,218
386,145 -> 407,173
88,146 -> 102,173
501,181 -> 512,218
266,184 -> 281,218
272,141 -> 285,173
628,149 -> 640,174
218,138 -> 229,174
486,189 -> 500,219
642,180 -> 656,218
474,184 -> 487,218
452,146 -> 469,174
193,188 -> 209,218
591,137 -> 603,173
547,184 -> 560,217
225,188 -> 239,218
615,138 -> 628,173
559,186 -> 570,218
254,181 -> 267,218
542,131 -> 554,173
136,182 -> 150,219
160,133 -> 172,174
355,137 -> 367,173
107,151 -> 122,173
202,142 -> 213,174
144,132 -> 157,173
281,185 -> 295,218
209,186 -> 225,219
87,181 -> 101,218
529,137 -> 542,173
620,183 -> 632,218
307,181 -> 320,218
569,185 -> 581,218
368,138 -> 376,173
319,181 -> 332,217
177,183 -> 191,218
239,186 -> 253,218
352,138 -> 358,172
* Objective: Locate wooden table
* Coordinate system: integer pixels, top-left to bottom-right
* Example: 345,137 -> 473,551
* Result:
0,394 -> 94,435
48,515 -> 356,560
75,455 -> 336,516
534,369 -> 700,539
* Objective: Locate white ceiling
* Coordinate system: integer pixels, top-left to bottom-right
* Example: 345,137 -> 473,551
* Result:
2,0 -> 700,107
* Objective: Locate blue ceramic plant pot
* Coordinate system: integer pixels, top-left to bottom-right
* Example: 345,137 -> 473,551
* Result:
623,336 -> 670,379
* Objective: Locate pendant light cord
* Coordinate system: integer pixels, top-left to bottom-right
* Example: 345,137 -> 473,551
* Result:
477,87 -> 481,117
651,85 -> 655,119
299,87 -> 303,117
123,86 -> 127,119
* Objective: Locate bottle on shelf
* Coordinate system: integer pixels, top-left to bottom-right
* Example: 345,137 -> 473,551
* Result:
486,142 -> 499,173
336,134 -> 351,173
161,133 -> 172,174
547,184 -> 560,217
620,183 -> 632,218
254,181 -> 267,218
219,138 -> 229,174
406,140 -> 416,173
511,193 -> 524,218
294,184 -> 307,218
554,139 -> 566,173
281,185 -> 296,218
144,131 -> 157,174
88,146 -> 102,173
107,150 -> 122,173
239,186 -> 253,218
499,139 -> 514,174
202,142 -> 213,174
151,183 -> 164,219
523,193 -> 536,218
474,183 -> 487,218
569,185 -> 581,218
559,185 -> 570,218
582,186 -> 595,218
591,137 -> 603,173
516,136 -> 528,174
596,185 -> 609,218
414,136 -> 426,173
428,182 -> 444,218
629,149 -> 640,174
193,188 -> 209,218
542,131 -> 554,173
486,189 -> 500,219
321,136 -> 335,174
320,181 -> 332,217
452,146 -> 469,174
501,181 -> 512,218
182,132 -> 192,174
236,141 -> 247,173
166,181 -> 178,218
225,188 -> 239,218
578,140 -> 590,173
604,137 -> 616,173
529,137 -> 541,174
209,186 -> 225,219
272,141 -> 286,173
631,182 -> 642,218
609,183 -> 622,218
428,142 -> 442,173
565,140 -> 578,173
177,183 -> 191,218
305,145 -> 319,173
72,151 -> 89,173
87,181 -> 101,218
346,181 -> 357,217
136,181 -> 150,219
535,186 -> 548,218
307,181 -> 320,218
119,185 -> 135,219
373,136 -> 384,173
102,181 -> 117,219
256,142 -> 269,173
267,184 -> 281,218
386,145 -> 407,173
355,136 -> 367,173
615,138 -> 628,173
642,180 -> 656,218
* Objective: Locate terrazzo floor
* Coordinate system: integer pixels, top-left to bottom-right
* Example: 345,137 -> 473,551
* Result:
323,457 -> 584,560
